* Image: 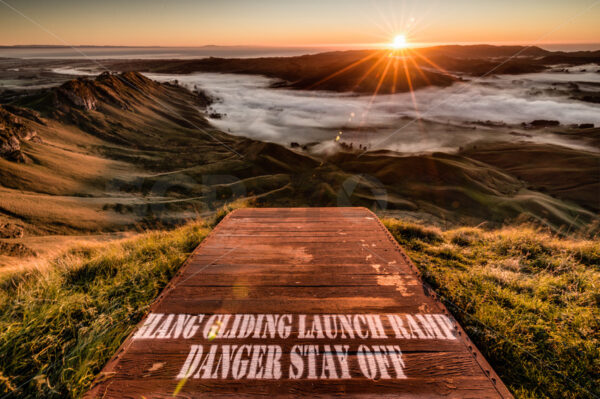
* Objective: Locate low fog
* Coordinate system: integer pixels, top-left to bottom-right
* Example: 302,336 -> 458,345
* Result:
145,70 -> 599,153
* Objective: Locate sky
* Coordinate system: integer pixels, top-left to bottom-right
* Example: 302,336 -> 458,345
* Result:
0,0 -> 599,47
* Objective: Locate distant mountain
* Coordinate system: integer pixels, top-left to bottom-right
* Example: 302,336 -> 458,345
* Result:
105,45 -> 600,94
0,45 -> 134,48
420,44 -> 551,57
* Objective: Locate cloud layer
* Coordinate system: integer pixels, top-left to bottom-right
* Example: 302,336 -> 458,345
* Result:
147,71 -> 600,153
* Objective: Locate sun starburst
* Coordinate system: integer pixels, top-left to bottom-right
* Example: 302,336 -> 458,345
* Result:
391,34 -> 407,49
305,12 -> 457,146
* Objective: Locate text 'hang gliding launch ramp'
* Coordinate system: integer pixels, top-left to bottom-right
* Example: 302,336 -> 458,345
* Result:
86,207 -> 512,398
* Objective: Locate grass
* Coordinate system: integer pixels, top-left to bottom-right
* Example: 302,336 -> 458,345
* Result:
0,210 -> 597,398
383,219 -> 600,399
0,220 -> 211,398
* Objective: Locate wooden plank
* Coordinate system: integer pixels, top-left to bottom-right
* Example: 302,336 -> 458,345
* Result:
95,377 -> 502,398
85,207 -> 512,398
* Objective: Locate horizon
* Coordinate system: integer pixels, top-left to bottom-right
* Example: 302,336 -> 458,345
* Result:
1,42 -> 599,59
2,41 -> 600,48
1,0 -> 599,48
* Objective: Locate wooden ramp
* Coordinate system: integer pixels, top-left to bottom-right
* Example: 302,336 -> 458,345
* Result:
87,207 -> 512,398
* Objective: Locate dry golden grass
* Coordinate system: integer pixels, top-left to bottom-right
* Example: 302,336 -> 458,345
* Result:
0,220 -> 211,398
0,187 -> 133,233
383,219 -> 600,399
0,232 -> 135,277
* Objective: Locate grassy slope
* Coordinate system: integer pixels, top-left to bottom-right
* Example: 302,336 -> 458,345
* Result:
0,220 -> 211,398
0,210 -> 598,398
383,219 -> 599,399
0,73 -> 317,236
327,150 -> 599,234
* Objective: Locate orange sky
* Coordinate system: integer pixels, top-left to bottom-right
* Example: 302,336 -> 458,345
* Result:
0,0 -> 599,47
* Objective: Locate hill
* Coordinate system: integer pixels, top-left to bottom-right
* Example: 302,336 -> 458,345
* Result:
0,71 -> 598,265
2,45 -> 598,97
103,45 -> 600,93
0,72 -> 317,236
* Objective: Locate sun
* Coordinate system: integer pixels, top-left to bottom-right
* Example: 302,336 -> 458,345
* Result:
391,34 -> 407,49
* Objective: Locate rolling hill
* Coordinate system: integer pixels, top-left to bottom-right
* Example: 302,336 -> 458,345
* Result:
0,71 -> 598,265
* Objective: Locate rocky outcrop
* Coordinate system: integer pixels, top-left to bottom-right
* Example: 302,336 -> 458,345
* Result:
0,241 -> 35,257
53,71 -> 161,112
57,79 -> 98,110
0,223 -> 24,239
0,135 -> 20,155
0,105 -> 41,162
